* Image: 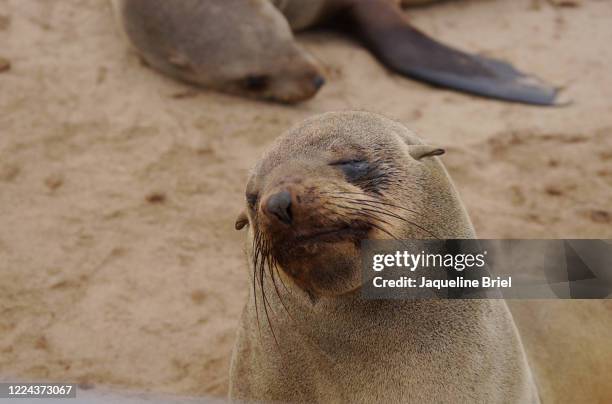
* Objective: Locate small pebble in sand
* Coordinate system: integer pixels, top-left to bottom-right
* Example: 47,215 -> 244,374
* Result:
589,210 -> 611,224
34,336 -> 49,350
44,174 -> 64,191
545,186 -> 564,196
0,164 -> 20,182
191,290 -> 207,304
0,15 -> 10,30
0,56 -> 11,73
146,192 -> 166,204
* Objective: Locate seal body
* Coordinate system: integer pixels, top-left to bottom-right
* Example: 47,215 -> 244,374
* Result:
271,0 -> 330,31
111,0 -> 563,105
230,112 -> 540,402
274,0 -> 441,31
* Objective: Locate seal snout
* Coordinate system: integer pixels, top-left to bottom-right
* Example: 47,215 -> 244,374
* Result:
264,190 -> 293,225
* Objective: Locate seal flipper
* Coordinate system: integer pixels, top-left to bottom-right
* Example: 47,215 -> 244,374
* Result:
343,1 -> 567,106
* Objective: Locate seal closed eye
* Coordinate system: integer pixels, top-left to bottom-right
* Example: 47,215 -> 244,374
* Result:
331,159 -> 370,181
111,0 -> 565,105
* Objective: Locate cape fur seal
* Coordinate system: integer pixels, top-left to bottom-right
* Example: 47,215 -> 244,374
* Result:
111,0 -> 563,105
230,111 -> 540,402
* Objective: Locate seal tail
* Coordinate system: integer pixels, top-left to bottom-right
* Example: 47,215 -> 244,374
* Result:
341,1 -> 568,106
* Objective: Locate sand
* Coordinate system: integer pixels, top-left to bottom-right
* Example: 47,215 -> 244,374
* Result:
0,0 -> 610,401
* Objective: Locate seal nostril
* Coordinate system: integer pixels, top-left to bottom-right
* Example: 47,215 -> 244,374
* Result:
312,75 -> 325,90
265,191 -> 293,225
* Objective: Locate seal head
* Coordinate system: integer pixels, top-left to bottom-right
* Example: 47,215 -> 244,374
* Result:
114,0 -> 325,103
237,111 -> 472,296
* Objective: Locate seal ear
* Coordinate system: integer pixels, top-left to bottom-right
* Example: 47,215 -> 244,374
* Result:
409,145 -> 446,160
235,211 -> 249,230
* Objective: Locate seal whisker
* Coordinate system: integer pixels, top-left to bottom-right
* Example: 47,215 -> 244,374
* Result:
258,238 -> 280,347
328,194 -> 440,239
322,191 -> 423,217
361,204 -> 439,239
323,203 -> 432,251
322,192 -> 428,219
321,191 -> 419,215
362,219 -> 404,242
253,231 -> 281,347
264,239 -> 293,320
320,204 -> 403,241
251,230 -> 263,337
323,204 -> 439,273
253,229 -> 295,343
324,202 -> 396,229
272,260 -> 291,296
326,198 -> 439,239
269,259 -> 297,324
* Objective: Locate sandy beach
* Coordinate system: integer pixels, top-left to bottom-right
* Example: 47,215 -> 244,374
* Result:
0,0 -> 611,401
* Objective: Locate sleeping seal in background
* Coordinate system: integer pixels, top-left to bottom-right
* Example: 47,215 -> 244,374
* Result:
110,0 -> 564,105
229,111 -> 540,402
